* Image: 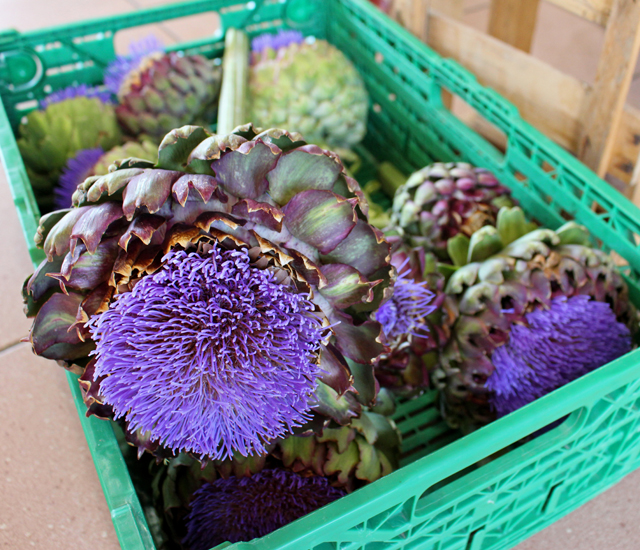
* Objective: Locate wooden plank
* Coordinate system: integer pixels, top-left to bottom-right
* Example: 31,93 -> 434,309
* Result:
427,10 -> 587,152
487,0 -> 540,52
609,105 -> 640,184
577,0 -> 640,178
387,0 -> 429,40
544,0 -> 613,26
431,0 -> 464,19
387,7 -> 640,189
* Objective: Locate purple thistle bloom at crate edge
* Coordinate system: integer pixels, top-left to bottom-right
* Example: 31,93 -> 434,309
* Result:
104,34 -> 165,95
88,245 -> 327,460
183,469 -> 346,549
55,147 -> 104,210
375,260 -> 437,341
486,295 -> 631,418
39,84 -> 114,109
251,29 -> 304,53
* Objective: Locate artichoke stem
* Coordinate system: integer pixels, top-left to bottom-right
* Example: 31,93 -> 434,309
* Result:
378,162 -> 407,197
218,28 -> 249,135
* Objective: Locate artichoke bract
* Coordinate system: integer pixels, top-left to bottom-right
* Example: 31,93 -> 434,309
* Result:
56,140 -> 158,210
17,84 -> 123,212
105,36 -> 222,140
390,162 -> 514,262
249,30 -> 369,149
433,207 -> 637,432
23,124 -> 392,461
152,408 -> 401,548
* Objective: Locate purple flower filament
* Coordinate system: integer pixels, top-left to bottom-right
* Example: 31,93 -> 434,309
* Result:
184,469 -> 345,549
55,147 -> 104,210
487,295 -> 631,418
89,245 -> 326,459
40,84 -> 113,109
376,261 -> 437,341
251,29 -> 304,53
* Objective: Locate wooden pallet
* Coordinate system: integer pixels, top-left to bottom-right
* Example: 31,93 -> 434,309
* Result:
383,0 -> 640,205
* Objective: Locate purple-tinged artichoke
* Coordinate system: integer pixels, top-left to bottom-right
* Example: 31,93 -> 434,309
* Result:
390,162 -> 514,262
373,240 -> 449,396
151,408 -> 400,547
105,36 -> 222,139
184,469 -> 345,549
17,84 -> 122,212
433,206 -> 637,432
56,140 -> 157,210
23,124 -> 392,460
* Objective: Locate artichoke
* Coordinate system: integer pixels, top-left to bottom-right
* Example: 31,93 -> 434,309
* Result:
105,36 -> 222,140
390,162 -> 514,261
151,407 -> 401,548
56,140 -> 158,210
373,239 -> 450,396
433,206 -> 637,432
17,84 -> 122,212
23,124 -> 392,462
248,30 -> 369,149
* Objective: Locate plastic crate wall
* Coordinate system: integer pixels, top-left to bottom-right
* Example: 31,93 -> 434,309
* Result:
3,1 -> 640,549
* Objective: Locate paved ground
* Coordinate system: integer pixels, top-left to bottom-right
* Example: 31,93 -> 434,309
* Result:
1,0 -> 639,548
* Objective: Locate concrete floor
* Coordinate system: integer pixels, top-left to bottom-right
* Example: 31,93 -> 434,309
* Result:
1,0 -> 640,548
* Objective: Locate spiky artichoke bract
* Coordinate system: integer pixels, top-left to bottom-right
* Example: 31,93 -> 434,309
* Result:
17,85 -> 123,212
105,37 -> 222,140
56,140 -> 158,210
372,239 -> 448,396
23,124 -> 392,461
433,207 -> 637,432
390,162 -> 514,262
249,31 -> 369,149
151,409 -> 401,547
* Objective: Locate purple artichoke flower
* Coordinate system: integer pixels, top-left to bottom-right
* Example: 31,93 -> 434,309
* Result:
487,295 -> 631,418
104,35 -> 164,95
39,84 -> 113,109
251,29 -> 304,54
89,245 -> 326,460
55,148 -> 104,210
376,260 -> 437,341
183,469 -> 345,549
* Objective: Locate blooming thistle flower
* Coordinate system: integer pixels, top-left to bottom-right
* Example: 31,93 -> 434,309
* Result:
55,148 -> 104,210
39,84 -> 114,109
25,125 -> 390,460
183,469 -> 345,549
376,260 -> 437,342
373,242 -> 447,396
89,246 -> 326,460
486,296 -> 631,418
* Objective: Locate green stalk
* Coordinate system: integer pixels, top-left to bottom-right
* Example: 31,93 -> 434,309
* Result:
378,161 -> 407,197
217,28 -> 249,135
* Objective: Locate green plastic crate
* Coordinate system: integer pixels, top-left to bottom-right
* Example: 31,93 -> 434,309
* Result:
3,1 -> 640,549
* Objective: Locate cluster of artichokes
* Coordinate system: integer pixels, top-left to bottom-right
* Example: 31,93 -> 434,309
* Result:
19,25 -> 637,550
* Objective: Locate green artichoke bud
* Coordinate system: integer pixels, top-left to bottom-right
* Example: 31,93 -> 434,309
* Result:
17,86 -> 123,212
249,31 -> 369,149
